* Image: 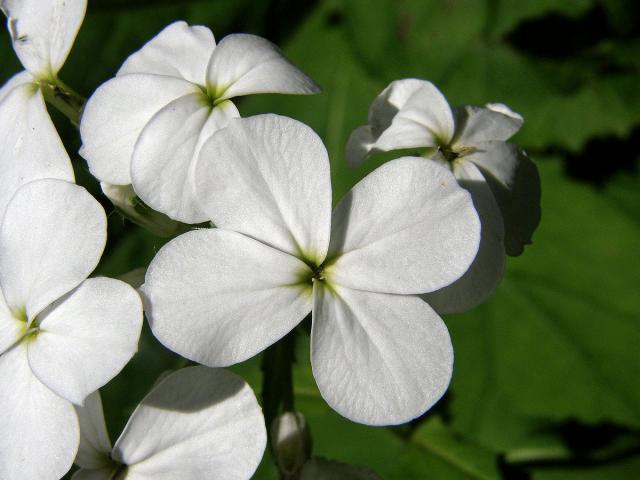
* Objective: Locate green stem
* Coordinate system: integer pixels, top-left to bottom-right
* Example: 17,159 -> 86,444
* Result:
262,329 -> 297,452
39,78 -> 85,126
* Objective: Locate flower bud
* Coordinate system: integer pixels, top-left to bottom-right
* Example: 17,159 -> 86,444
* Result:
101,182 -> 194,237
271,411 -> 312,478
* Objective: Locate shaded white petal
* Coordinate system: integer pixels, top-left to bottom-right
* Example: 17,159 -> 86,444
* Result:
80,73 -> 198,185
0,81 -> 74,223
0,343 -> 79,480
1,0 -> 86,77
72,469 -> 116,480
74,390 -> 113,470
207,33 -> 319,100
0,179 -> 106,319
311,285 -> 453,426
328,157 -> 480,294
195,114 -> 332,264
466,142 -> 542,256
118,21 -> 215,85
453,105 -> 523,146
131,94 -> 239,224
422,160 -> 506,314
345,125 -> 375,168
144,229 -> 312,367
359,79 -> 454,157
112,367 -> 266,480
0,290 -> 22,354
0,69 -> 33,103
28,277 -> 142,405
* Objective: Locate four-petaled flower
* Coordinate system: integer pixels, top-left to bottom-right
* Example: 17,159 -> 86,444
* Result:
80,21 -> 320,224
347,79 -> 541,313
142,114 -> 480,426
73,367 -> 266,480
0,179 -> 142,480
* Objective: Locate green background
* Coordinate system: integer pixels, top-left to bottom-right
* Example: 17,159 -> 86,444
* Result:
2,0 -> 639,478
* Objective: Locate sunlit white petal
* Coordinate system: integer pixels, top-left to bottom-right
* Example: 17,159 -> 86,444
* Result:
131,94 -> 239,223
118,21 -> 215,85
80,74 -> 198,185
194,114 -> 332,264
370,79 -> 454,154
328,157 -> 480,294
0,70 -> 33,103
453,105 -> 523,146
28,277 -> 142,405
1,0 -> 87,78
0,343 -> 79,480
144,229 -> 312,367
0,291 -> 22,354
0,179 -> 106,320
112,367 -> 266,480
0,82 -> 74,222
311,285 -> 453,426
207,33 -> 320,100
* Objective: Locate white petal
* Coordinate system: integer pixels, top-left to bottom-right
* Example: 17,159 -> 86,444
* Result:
131,94 -> 239,224
207,33 -> 319,100
486,102 -> 523,121
0,81 -> 74,223
453,105 -> 523,146
466,142 -> 542,256
327,157 -> 480,294
112,366 -> 266,480
0,343 -> 79,480
345,125 -> 375,168
144,229 -> 312,367
74,391 -> 113,469
311,285 -> 453,426
1,0 -> 86,77
80,73 -> 198,185
0,70 -> 33,103
352,79 -> 455,161
118,21 -> 215,86
28,277 -> 142,405
0,179 -> 106,319
0,290 -> 22,354
194,114 -> 332,265
422,160 -> 506,314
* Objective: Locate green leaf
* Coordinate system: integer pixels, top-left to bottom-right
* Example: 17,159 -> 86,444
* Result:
533,455 -> 640,480
340,0 -> 640,152
448,160 -> 640,450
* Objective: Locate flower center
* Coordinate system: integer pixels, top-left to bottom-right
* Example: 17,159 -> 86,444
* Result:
310,264 -> 326,283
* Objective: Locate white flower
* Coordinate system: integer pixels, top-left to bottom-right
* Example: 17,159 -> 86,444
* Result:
347,79 -> 541,313
142,114 -> 480,426
0,179 -> 143,480
80,21 -> 320,224
0,0 -> 87,222
73,366 -> 267,480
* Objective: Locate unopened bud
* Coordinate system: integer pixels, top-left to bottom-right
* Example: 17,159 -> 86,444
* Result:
101,182 -> 194,237
271,411 -> 312,478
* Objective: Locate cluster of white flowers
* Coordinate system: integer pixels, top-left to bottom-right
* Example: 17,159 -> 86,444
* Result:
0,1 -> 540,479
